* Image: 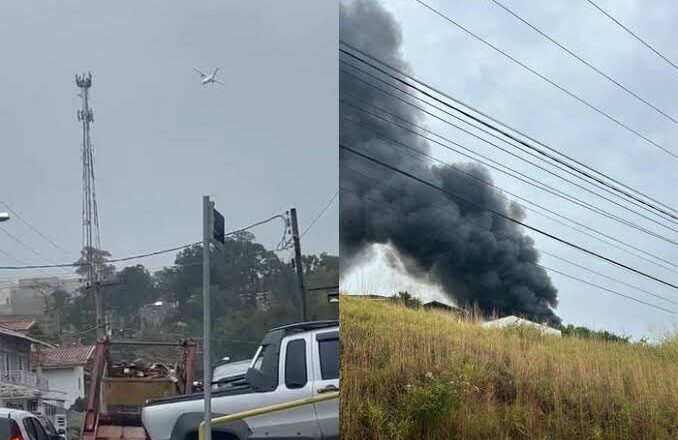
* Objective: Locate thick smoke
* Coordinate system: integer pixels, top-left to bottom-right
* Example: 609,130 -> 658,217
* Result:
339,0 -> 560,324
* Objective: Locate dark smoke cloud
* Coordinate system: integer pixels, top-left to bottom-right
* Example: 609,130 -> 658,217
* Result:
339,0 -> 560,324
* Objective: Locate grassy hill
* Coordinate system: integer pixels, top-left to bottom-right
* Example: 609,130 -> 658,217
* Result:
340,296 -> 678,440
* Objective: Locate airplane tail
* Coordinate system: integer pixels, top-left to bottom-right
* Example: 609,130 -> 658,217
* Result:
213,67 -> 220,77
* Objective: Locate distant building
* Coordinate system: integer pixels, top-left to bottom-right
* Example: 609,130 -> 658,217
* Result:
422,300 -> 466,315
349,294 -> 390,301
0,318 -> 48,340
0,277 -> 77,318
482,316 -> 561,337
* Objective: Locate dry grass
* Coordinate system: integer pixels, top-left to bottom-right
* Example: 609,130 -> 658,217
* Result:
340,296 -> 678,440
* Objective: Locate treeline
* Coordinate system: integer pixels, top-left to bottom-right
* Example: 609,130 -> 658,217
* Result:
47,231 -> 338,362
389,291 -> 630,343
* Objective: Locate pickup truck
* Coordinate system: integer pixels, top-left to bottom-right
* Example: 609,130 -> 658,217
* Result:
141,321 -> 339,440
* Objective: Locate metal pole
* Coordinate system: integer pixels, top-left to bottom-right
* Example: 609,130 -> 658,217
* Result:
290,208 -> 306,321
95,280 -> 104,338
202,196 -> 212,440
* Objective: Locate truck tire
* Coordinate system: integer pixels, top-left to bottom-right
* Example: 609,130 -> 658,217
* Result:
185,432 -> 239,440
170,413 -> 250,440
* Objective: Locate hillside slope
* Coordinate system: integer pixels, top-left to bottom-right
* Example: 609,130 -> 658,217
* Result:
340,296 -> 678,440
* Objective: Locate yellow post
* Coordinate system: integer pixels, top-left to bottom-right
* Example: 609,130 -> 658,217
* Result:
197,391 -> 339,440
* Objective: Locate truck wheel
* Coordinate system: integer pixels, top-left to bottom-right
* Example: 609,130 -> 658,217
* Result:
184,432 -> 238,440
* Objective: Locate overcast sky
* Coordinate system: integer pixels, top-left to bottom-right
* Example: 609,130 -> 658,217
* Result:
0,1 -> 338,285
341,0 -> 678,339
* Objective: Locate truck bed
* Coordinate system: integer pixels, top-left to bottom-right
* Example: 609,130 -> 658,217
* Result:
145,374 -> 253,407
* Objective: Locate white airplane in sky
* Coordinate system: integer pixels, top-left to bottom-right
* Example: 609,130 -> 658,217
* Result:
193,67 -> 223,86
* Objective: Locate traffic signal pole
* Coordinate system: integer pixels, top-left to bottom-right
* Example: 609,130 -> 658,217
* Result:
202,195 -> 212,440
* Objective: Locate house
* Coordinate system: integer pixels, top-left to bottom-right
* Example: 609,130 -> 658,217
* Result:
482,315 -> 562,337
349,294 -> 390,301
0,324 -> 53,409
422,299 -> 466,315
0,318 -> 49,341
36,345 -> 95,408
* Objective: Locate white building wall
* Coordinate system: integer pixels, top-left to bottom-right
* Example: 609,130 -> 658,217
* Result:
43,366 -> 84,408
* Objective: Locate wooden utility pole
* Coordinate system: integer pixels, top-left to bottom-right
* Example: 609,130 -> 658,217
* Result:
290,208 -> 306,322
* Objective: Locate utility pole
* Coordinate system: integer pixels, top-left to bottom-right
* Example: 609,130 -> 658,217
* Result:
201,196 -> 224,440
76,72 -> 104,339
202,195 -> 212,440
290,208 -> 306,322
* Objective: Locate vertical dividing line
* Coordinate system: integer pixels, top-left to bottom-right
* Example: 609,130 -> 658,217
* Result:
202,195 -> 212,440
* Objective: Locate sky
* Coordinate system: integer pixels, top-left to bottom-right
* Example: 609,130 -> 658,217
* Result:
340,0 -> 678,339
0,1 -> 338,286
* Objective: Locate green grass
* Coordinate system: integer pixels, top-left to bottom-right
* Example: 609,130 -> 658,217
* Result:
340,296 -> 678,440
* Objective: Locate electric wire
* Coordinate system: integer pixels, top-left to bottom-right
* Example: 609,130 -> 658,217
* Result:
339,42 -> 678,220
585,0 -> 678,74
340,120 -> 678,275
341,100 -> 678,246
301,190 -> 339,238
340,143 -> 678,290
0,202 -> 73,256
340,58 -> 678,227
0,225 -> 59,264
338,183 -> 676,315
410,0 -> 678,160
487,0 -> 678,124
0,213 -> 289,270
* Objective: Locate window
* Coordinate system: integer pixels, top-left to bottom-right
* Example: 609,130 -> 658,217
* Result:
284,339 -> 307,389
318,338 -> 339,380
23,419 -> 38,440
30,419 -> 48,440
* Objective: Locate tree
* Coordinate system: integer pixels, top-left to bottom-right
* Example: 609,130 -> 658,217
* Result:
392,291 -> 421,308
107,265 -> 157,318
74,247 -> 115,281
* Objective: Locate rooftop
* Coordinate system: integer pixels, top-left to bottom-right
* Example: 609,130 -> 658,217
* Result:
0,318 -> 37,332
38,344 -> 95,367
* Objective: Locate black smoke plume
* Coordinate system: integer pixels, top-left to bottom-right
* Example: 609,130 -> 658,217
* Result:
339,0 -> 560,324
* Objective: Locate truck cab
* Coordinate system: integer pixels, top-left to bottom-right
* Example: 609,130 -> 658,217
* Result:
141,321 -> 339,440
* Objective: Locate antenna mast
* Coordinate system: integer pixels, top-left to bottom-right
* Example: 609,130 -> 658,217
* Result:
76,72 -> 104,338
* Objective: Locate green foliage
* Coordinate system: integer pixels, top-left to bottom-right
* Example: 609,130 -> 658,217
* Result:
559,324 -> 630,343
50,234 -> 338,364
390,291 -> 421,309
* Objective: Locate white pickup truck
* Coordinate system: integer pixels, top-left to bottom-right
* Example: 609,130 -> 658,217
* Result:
141,321 -> 339,440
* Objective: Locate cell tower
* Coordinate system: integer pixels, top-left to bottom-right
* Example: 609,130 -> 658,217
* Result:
76,72 -> 104,338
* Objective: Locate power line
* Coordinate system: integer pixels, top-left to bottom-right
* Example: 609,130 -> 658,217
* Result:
540,250 -> 677,306
301,191 -> 339,238
340,62 -> 678,230
341,99 -> 678,246
585,0 -> 678,74
487,0 -> 678,124
0,225 -> 59,264
339,43 -> 678,221
340,126 -> 678,276
540,265 -> 675,315
340,143 -> 678,290
338,184 -> 676,314
0,213 -> 288,270
410,0 -> 678,160
0,202 -> 73,256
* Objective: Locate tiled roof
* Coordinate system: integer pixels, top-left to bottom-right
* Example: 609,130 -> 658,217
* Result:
0,319 -> 37,332
38,345 -> 95,367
